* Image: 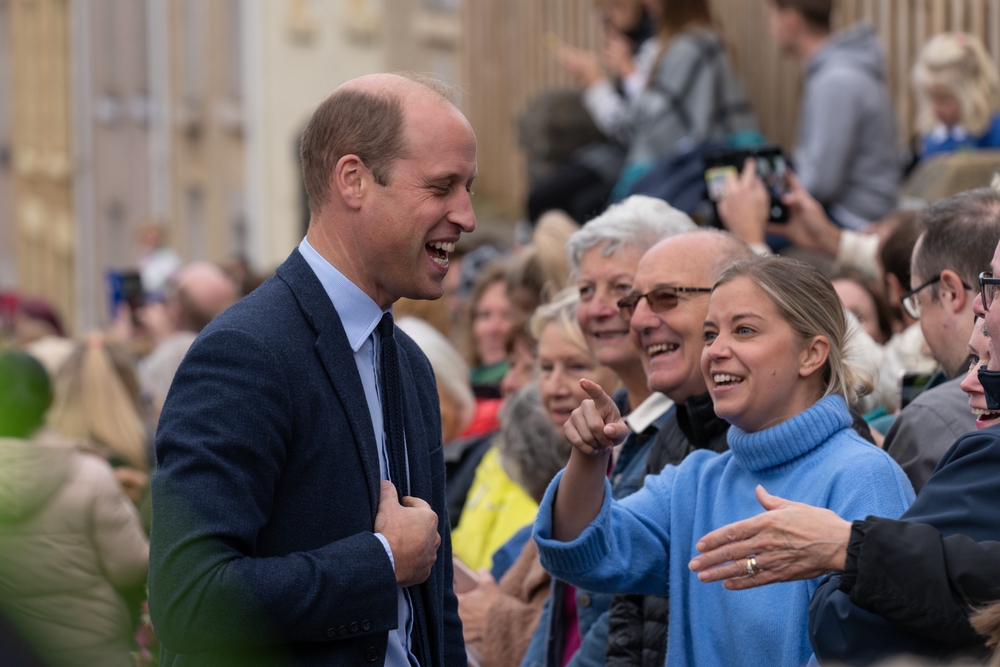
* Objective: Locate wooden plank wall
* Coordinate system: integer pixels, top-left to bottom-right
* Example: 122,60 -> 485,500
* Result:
461,0 -> 1000,216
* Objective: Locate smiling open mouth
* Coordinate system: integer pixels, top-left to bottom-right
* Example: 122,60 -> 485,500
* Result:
647,343 -> 679,357
426,241 -> 454,267
712,374 -> 744,387
973,407 -> 1000,421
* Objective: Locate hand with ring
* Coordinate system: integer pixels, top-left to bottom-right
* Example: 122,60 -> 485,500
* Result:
687,486 -> 852,590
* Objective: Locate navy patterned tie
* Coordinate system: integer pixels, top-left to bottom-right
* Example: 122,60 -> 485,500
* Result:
377,313 -> 408,500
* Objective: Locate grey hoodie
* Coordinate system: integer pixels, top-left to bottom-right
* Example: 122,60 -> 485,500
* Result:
795,22 -> 899,228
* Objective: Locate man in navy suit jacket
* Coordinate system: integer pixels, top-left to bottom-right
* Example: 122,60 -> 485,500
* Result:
149,73 -> 477,667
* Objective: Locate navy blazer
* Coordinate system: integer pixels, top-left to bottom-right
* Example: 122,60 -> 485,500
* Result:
809,423 -> 1000,665
149,250 -> 465,667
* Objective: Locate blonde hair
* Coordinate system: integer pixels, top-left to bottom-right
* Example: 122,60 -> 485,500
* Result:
48,337 -> 149,470
913,32 -> 1000,136
714,257 -> 873,405
529,288 -> 589,354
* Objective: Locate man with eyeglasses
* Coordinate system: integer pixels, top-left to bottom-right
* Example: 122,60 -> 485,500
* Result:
882,189 -> 1000,492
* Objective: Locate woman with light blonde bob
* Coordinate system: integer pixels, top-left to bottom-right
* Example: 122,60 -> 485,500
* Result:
913,32 -> 1000,157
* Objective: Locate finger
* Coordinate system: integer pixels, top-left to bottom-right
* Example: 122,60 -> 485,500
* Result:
566,401 -> 602,442
603,420 -> 630,443
740,157 -> 758,182
785,170 -> 804,194
564,417 -> 601,456
722,569 -> 787,590
694,517 -> 764,553
581,400 -> 617,449
379,480 -> 400,505
580,379 -> 619,421
695,559 -> 751,583
689,539 -> 757,571
401,495 -> 433,511
755,485 -> 790,511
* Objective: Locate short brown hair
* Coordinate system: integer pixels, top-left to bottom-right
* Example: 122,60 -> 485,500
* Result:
772,0 -> 832,30
300,88 -> 406,214
299,74 -> 459,215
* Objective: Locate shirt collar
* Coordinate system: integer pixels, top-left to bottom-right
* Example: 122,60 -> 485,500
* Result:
623,392 -> 674,433
298,237 -> 387,352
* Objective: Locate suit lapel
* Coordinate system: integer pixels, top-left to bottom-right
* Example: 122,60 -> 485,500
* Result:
276,250 -> 382,520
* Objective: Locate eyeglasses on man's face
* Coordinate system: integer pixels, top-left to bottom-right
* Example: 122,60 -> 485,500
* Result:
617,285 -> 712,320
980,271 -> 1000,312
900,275 -> 973,320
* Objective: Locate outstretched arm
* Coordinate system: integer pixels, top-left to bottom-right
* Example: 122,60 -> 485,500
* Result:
687,485 -> 852,590
552,379 -> 630,542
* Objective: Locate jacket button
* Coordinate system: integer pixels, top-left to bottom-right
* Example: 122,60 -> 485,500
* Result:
349,622 -> 359,634
361,619 -> 372,632
324,627 -> 337,639
338,625 -> 348,637
365,646 -> 379,662
578,593 -> 591,607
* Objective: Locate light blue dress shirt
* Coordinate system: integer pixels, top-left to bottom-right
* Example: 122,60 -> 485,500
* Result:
299,237 -> 417,667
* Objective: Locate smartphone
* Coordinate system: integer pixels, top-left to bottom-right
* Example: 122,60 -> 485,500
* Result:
898,371 -> 934,410
107,269 -> 145,319
704,145 -> 791,223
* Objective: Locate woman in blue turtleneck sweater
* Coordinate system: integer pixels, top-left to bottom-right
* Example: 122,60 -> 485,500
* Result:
533,256 -> 914,667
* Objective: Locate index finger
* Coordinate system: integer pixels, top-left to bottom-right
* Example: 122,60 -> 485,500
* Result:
580,379 -> 617,416
740,156 -> 758,182
694,515 -> 765,553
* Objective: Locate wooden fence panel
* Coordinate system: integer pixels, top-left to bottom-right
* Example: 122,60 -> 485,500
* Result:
462,0 -> 1000,216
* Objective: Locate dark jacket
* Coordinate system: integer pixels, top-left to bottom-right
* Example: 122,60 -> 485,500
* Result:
149,251 -> 464,667
810,424 -> 1000,665
605,393 -> 729,667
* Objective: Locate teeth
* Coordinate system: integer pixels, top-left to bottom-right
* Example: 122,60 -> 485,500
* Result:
430,255 -> 448,267
972,408 -> 1000,418
647,343 -> 678,356
713,374 -> 743,384
428,241 -> 455,253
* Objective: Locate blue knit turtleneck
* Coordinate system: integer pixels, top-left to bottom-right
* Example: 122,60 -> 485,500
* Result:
535,395 -> 915,667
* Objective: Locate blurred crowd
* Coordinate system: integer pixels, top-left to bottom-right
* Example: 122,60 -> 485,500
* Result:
4,0 -> 1000,666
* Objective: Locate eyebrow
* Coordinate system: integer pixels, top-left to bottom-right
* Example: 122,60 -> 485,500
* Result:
730,313 -> 765,322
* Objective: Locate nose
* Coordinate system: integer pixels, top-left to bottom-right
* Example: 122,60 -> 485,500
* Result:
704,331 -> 730,362
452,190 -> 476,233
629,295 -> 660,335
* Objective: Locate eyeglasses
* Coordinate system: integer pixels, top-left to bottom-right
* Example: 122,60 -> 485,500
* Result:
900,275 -> 973,320
981,271 -> 1000,311
617,286 -> 712,319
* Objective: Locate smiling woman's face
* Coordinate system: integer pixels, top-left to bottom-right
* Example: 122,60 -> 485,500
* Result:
701,277 -> 827,433
576,244 -> 644,372
537,322 -> 621,430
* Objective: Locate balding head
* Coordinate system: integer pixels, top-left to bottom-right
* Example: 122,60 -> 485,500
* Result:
170,262 -> 238,333
628,230 -> 754,401
300,73 -> 458,216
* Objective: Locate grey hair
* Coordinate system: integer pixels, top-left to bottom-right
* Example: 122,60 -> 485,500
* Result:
396,316 -> 475,430
495,381 -> 572,503
566,195 -> 697,281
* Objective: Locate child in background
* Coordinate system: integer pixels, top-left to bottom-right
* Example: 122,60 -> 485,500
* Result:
913,32 -> 1000,158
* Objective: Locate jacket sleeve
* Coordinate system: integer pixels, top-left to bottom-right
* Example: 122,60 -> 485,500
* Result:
89,456 -> 150,589
844,518 -> 1000,644
149,328 -> 400,653
810,428 -> 1000,664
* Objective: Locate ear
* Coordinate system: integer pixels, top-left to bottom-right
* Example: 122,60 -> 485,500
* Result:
799,335 -> 830,380
332,154 -> 370,211
884,273 -> 904,306
939,269 -> 970,314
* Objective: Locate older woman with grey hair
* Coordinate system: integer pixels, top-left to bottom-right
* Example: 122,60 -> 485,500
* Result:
567,194 -> 695,485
